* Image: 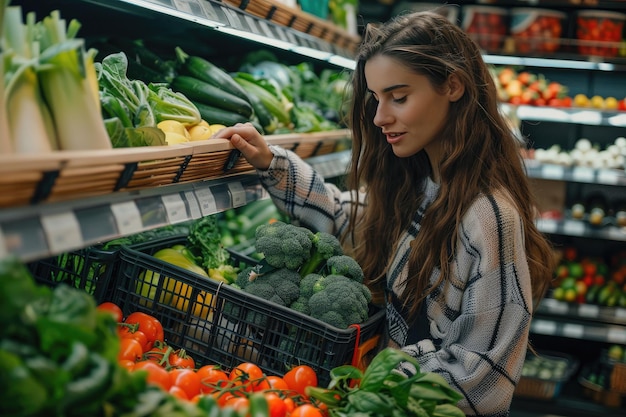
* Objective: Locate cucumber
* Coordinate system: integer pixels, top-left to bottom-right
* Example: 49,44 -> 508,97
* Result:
193,101 -> 250,127
232,74 -> 291,126
171,75 -> 253,118
175,47 -> 251,104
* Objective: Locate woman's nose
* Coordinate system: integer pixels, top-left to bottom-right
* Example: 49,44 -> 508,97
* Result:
373,102 -> 392,127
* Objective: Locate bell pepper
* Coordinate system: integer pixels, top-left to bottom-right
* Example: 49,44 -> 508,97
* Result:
135,246 -> 215,318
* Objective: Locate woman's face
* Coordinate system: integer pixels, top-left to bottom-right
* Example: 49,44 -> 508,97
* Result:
365,54 -> 452,160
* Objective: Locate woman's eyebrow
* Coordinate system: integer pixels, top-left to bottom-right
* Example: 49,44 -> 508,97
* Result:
367,84 -> 409,94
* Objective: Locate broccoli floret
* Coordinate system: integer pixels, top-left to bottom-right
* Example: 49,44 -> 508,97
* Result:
299,231 -> 344,277
234,265 -> 260,289
325,255 -> 365,283
315,311 -> 348,329
308,275 -> 371,329
299,273 -> 322,300
290,296 -> 310,315
254,221 -> 314,270
238,267 -> 301,307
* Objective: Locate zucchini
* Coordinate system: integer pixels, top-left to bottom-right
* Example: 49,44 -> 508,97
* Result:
232,75 -> 291,126
233,76 -> 278,134
193,101 -> 250,127
176,47 -> 251,104
171,75 -> 253,118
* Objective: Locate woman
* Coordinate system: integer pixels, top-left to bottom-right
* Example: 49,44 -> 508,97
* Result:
214,11 -> 555,416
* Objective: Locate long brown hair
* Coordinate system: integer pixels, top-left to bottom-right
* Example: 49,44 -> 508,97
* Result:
343,11 -> 555,317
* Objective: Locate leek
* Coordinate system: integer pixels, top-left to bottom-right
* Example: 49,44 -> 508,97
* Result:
2,6 -> 57,153
37,10 -> 111,150
0,0 -> 11,153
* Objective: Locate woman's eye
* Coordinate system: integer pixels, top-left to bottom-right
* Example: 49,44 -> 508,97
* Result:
392,95 -> 407,103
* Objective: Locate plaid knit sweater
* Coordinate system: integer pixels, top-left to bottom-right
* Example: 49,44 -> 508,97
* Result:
257,145 -> 534,416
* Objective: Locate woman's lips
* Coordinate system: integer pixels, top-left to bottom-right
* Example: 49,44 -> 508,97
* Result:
385,132 -> 405,144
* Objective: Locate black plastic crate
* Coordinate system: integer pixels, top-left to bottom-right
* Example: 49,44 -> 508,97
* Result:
111,236 -> 385,385
27,246 -> 120,303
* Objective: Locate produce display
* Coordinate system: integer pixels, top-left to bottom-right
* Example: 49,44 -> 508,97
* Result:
550,246 -> 626,307
576,10 -> 626,57
510,8 -> 565,54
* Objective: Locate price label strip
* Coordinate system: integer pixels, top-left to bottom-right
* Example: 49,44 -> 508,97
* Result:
228,181 -> 246,208
540,164 -> 564,180
162,193 -> 189,224
194,187 -> 217,216
572,166 -> 595,183
40,212 -> 83,254
173,0 -> 203,15
0,226 -> 7,259
532,319 -> 557,336
184,191 -> 202,219
562,323 -> 584,339
110,201 -> 144,235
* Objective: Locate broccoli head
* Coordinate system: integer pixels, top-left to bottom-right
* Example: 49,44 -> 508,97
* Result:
238,267 -> 301,307
325,255 -> 365,283
299,231 -> 344,277
299,273 -> 322,300
307,275 -> 371,329
234,265 -> 261,289
254,221 -> 314,270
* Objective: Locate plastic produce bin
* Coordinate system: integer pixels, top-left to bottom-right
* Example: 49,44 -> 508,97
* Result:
462,5 -> 508,52
511,8 -> 566,54
576,10 -> 626,57
111,236 -> 385,385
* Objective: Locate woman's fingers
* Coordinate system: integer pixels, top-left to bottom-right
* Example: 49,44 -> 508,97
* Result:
212,123 -> 273,170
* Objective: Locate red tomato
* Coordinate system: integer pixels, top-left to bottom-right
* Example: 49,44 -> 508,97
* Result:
223,396 -> 250,413
134,360 -> 172,391
97,302 -> 123,322
169,348 -> 195,369
283,365 -> 318,398
145,341 -> 169,364
169,385 -> 189,401
266,375 -> 289,391
264,392 -> 287,417
118,326 -> 150,352
125,312 -> 164,349
118,359 -> 136,371
196,365 -> 229,394
229,362 -> 265,392
118,338 -> 143,362
290,404 -> 324,417
169,368 -> 202,399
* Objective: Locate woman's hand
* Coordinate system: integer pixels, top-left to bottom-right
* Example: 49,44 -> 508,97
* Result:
212,122 -> 274,170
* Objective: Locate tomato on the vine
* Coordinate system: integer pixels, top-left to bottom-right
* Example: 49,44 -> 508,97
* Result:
229,362 -> 264,392
97,302 -> 123,322
169,368 -> 202,399
169,348 -> 195,369
118,359 -> 136,371
197,365 -> 229,394
133,360 -> 172,390
290,404 -> 324,417
264,392 -> 287,417
118,338 -> 143,362
125,312 -> 164,349
283,365 -> 318,398
223,396 -> 250,413
118,326 -> 150,352
145,340 -> 169,364
266,375 -> 289,391
169,385 -> 189,401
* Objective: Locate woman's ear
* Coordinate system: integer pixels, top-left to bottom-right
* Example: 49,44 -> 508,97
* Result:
447,74 -> 465,102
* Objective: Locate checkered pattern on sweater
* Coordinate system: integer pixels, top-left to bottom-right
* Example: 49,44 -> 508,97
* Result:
257,145 -> 533,416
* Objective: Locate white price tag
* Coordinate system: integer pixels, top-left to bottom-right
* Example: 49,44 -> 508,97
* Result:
162,193 -> 188,224
257,19 -> 275,38
173,0 -> 195,13
532,319 -> 557,335
597,169 -> 619,185
616,308 -> 626,321
110,201 -> 143,235
244,15 -> 259,33
563,220 -> 585,236
0,227 -> 7,259
195,187 -> 217,216
536,219 -> 558,234
540,164 -> 564,180
563,323 -> 584,339
607,328 -> 626,344
572,166 -> 595,182
542,298 -> 569,315
184,191 -> 202,219
578,303 -> 600,318
228,182 -> 246,208
41,212 -> 83,253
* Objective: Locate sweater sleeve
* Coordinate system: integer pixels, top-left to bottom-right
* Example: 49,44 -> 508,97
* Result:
256,145 -> 361,237
397,192 -> 533,416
